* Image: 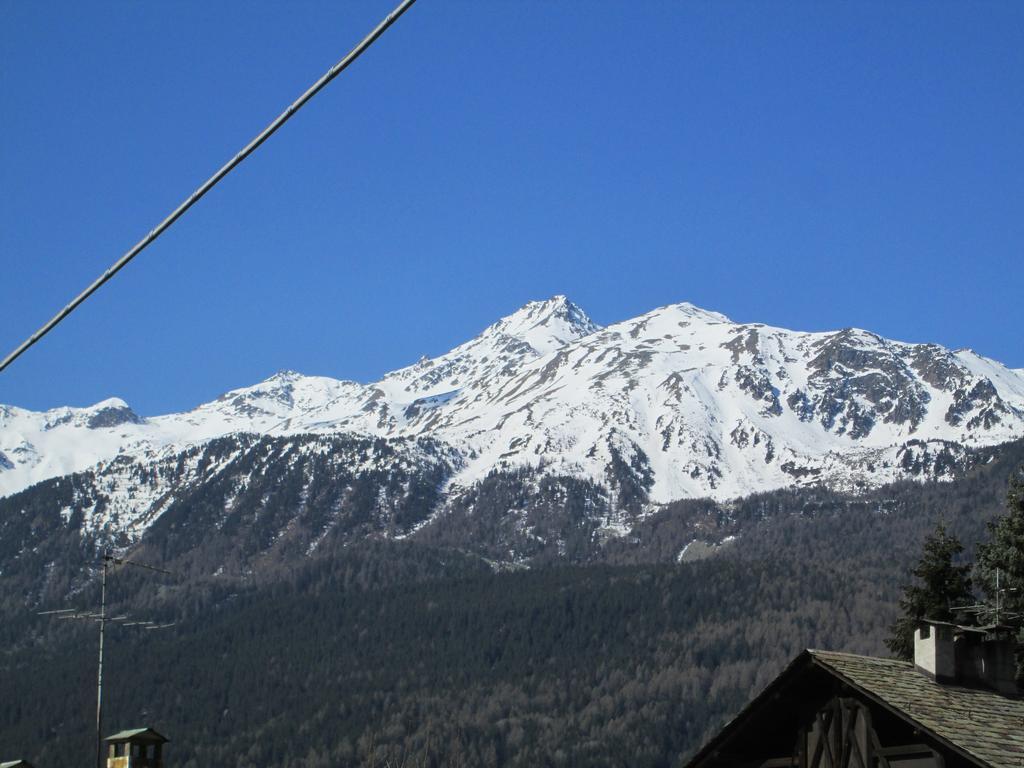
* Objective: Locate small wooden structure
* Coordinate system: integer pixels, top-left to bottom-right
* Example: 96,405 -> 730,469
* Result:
105,728 -> 167,768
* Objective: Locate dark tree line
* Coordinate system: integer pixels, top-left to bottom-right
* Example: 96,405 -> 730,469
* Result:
1,551 -> 894,768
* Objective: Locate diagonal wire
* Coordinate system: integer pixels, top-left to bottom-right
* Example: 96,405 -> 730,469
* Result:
0,0 -> 419,374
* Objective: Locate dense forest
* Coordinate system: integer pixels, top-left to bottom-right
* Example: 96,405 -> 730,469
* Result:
1,437 -> 1021,766
2,550 -> 895,767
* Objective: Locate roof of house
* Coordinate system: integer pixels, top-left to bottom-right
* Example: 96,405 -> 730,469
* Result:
104,727 -> 168,744
686,649 -> 1024,768
812,650 -> 1024,768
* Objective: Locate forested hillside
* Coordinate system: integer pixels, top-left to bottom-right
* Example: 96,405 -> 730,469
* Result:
4,550 -> 893,768
2,437 -> 1021,767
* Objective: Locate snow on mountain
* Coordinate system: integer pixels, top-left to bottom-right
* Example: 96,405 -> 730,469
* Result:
169,370 -> 368,435
2,297 -> 1022,517
415,304 -> 1024,501
278,295 -> 602,436
379,294 -> 600,398
0,398 -> 154,499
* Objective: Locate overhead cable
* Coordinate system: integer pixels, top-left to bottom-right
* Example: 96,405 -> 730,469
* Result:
0,0 -> 419,373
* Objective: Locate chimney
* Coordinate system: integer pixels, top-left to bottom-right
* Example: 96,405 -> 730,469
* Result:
914,619 -> 1019,695
913,620 -> 956,683
954,625 -> 1019,696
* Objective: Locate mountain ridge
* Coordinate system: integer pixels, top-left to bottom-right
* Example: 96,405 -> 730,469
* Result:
2,297 -> 1022,528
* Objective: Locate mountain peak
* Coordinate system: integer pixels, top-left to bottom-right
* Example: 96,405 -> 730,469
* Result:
379,296 -> 601,396
89,396 -> 132,410
662,301 -> 732,324
265,369 -> 304,383
36,397 -> 144,430
484,296 -> 600,354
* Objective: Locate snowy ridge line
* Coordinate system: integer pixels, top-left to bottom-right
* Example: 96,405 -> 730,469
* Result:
2,296 -> 1023,514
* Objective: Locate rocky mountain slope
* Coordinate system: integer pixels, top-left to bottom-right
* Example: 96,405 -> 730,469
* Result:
2,296 -> 1022,555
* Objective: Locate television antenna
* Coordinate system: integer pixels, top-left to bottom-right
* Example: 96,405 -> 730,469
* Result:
39,551 -> 175,768
951,567 -> 1022,626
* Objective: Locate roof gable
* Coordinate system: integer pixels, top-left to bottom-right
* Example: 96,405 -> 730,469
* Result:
685,649 -> 1024,768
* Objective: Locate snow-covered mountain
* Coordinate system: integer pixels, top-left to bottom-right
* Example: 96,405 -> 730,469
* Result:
2,296 -> 1023,537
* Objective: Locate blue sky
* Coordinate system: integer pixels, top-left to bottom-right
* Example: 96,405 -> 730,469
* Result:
2,1 -> 1022,415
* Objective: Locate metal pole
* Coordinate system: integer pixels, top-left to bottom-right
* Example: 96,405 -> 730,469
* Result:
96,555 -> 108,768
996,568 -> 1002,625
38,553 -> 174,767
0,0 -> 420,374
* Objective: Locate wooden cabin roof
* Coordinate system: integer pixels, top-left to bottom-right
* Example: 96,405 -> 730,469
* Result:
812,650 -> 1024,768
686,649 -> 1024,768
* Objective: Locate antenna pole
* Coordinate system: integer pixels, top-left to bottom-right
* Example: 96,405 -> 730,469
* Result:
995,568 -> 1001,625
96,554 -> 109,768
37,551 -> 174,768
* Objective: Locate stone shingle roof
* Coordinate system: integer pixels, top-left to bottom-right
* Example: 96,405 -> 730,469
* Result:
811,650 -> 1024,768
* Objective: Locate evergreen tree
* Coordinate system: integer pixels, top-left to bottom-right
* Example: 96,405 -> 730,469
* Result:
975,467 -> 1024,619
885,522 -> 973,660
975,467 -> 1024,684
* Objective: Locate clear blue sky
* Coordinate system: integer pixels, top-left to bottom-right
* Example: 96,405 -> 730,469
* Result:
2,1 -> 1022,415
